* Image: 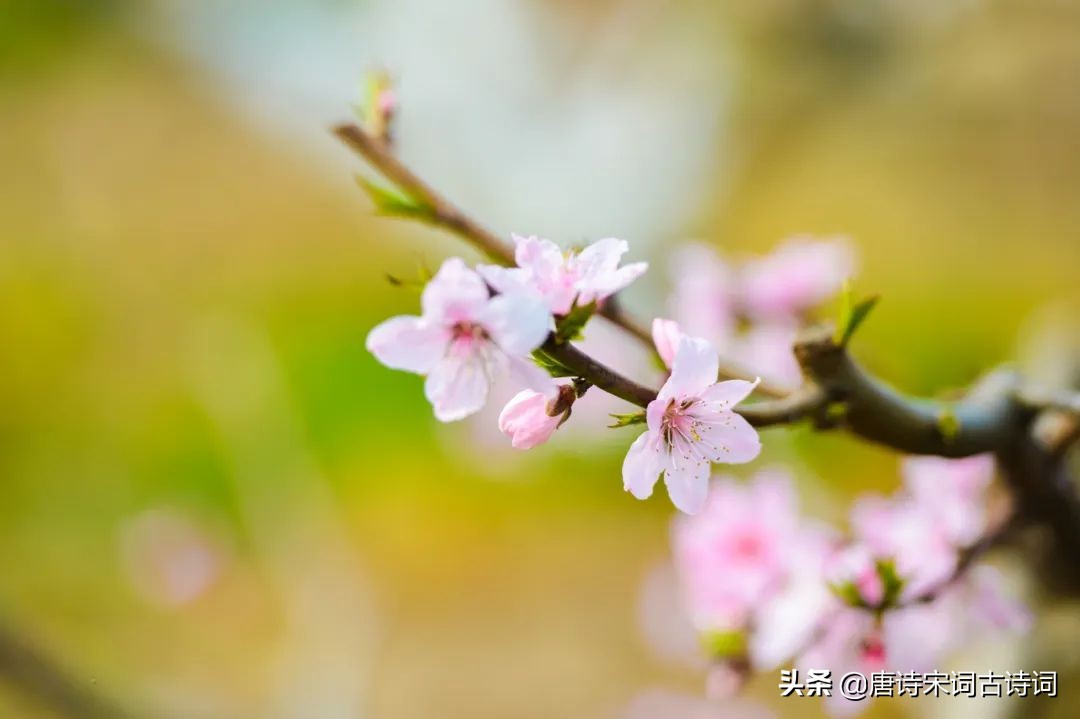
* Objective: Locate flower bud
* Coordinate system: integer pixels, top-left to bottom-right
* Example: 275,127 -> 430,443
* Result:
498,385 -> 574,450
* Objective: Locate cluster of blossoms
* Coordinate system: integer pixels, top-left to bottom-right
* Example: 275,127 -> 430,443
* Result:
362,201 -> 1030,718
669,237 -> 854,391
660,457 -> 1028,716
368,233 -> 767,513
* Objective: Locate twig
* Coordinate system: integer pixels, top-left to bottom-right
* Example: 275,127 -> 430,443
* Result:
0,619 -> 135,719
332,122 -> 788,396
333,123 -> 1076,456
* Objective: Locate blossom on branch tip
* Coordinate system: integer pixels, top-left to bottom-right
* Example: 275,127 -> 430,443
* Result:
622,336 -> 761,514
366,257 -> 553,422
478,234 -> 648,316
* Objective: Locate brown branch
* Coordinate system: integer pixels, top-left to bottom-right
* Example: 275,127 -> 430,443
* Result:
0,620 -> 135,719
334,122 -> 1075,457
332,122 -> 788,396
792,326 -> 1029,457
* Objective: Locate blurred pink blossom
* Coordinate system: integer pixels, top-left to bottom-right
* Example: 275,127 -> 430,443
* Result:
672,470 -> 803,630
902,454 -> 995,547
623,336 -> 761,514
367,257 -> 553,421
826,544 -> 885,607
731,322 -> 802,393
478,234 -> 647,316
849,493 -> 958,600
668,244 -> 738,345
740,236 -> 856,320
119,508 -> 228,608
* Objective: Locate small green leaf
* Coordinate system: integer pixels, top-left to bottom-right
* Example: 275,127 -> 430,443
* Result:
385,262 -> 434,291
876,558 -> 905,609
937,407 -> 960,444
700,629 -> 747,660
355,176 -> 434,221
831,581 -> 865,608
834,282 -> 879,347
532,348 -> 578,378
555,301 -> 597,343
824,401 -> 848,424
608,411 -> 646,428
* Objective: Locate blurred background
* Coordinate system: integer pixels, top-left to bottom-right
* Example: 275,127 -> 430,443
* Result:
1,0 -> 1079,717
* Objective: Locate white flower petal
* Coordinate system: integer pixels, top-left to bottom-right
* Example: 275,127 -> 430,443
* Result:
623,432 -> 663,500
663,454 -> 711,514
696,413 -> 762,465
476,264 -> 531,296
478,293 -> 553,356
574,237 -> 627,277
421,257 -> 490,323
699,378 -> 761,411
424,350 -> 491,422
660,336 -> 719,400
506,355 -> 556,397
365,315 -> 449,374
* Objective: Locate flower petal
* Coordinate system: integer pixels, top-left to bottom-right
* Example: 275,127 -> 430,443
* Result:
652,318 -> 683,370
421,257 -> 490,324
365,315 -> 449,374
623,431 -> 663,500
513,234 -> 565,276
573,237 -> 627,277
659,336 -> 719,401
424,350 -> 491,422
663,453 -> 711,514
478,292 -> 553,356
695,413 -> 762,465
476,264 -> 532,296
698,378 -> 761,411
579,261 -> 649,306
506,355 -> 556,397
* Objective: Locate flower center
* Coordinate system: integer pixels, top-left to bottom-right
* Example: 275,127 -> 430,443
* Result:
661,398 -> 702,447
449,321 -> 489,355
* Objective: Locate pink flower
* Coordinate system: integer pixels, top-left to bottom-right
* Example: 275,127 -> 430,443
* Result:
622,336 -> 761,514
731,322 -> 802,392
479,234 -> 647,316
826,544 -> 886,607
119,508 -> 228,608
902,454 -> 994,547
366,257 -> 553,422
673,470 -> 802,631
498,386 -> 571,449
669,244 -> 737,346
740,236 -> 855,320
652,318 -> 685,369
849,494 -> 957,600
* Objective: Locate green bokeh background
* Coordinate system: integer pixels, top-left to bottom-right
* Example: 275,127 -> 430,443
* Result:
1,1 -> 1078,717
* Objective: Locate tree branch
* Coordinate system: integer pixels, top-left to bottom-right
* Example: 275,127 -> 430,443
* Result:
792,326 -> 1029,457
0,620 -> 135,719
332,122 -> 788,397
333,122 -> 1075,459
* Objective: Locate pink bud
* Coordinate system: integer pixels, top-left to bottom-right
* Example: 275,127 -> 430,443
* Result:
498,388 -> 568,449
651,318 -> 684,369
